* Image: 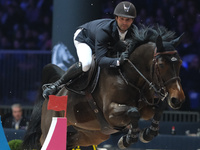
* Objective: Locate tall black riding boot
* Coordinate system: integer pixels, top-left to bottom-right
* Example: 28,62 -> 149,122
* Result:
42,62 -> 83,99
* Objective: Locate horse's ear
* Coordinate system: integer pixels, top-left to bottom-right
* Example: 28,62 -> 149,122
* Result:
170,33 -> 185,48
156,35 -> 164,52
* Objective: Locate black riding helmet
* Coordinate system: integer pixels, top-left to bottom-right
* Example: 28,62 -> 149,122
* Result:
114,1 -> 137,19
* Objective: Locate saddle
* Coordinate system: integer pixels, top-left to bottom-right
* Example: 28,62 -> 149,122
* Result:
65,57 -> 121,134
65,56 -> 100,95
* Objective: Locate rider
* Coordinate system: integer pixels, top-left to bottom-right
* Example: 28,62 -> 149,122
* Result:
42,1 -> 137,98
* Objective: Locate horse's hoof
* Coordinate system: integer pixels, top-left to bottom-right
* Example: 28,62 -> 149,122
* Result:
118,135 -> 130,149
139,128 -> 150,143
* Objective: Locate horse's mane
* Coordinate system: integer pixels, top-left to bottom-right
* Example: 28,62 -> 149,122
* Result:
132,24 -> 176,44
114,24 -> 177,53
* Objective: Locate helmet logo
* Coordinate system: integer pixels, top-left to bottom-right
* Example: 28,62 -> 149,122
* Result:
123,3 -> 131,12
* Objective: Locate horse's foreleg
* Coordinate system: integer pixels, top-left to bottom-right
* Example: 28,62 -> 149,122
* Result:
107,102 -> 140,149
118,107 -> 140,149
139,100 -> 167,143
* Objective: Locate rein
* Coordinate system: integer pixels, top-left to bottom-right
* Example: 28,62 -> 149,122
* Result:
119,49 -> 180,105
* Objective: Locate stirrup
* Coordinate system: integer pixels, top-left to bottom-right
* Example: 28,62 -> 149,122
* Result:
42,83 -> 54,91
42,83 -> 59,99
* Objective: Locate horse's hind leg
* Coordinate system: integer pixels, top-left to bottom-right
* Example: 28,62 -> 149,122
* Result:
67,127 -> 110,150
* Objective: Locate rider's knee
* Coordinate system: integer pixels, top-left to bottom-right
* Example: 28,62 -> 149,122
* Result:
82,63 -> 91,72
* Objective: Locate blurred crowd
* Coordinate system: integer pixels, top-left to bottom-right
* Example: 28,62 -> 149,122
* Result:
101,0 -> 200,110
0,0 -> 52,50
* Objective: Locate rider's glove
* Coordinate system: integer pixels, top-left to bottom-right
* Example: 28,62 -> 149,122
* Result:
118,51 -> 129,66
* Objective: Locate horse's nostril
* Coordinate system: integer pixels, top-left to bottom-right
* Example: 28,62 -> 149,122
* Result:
168,97 -> 183,109
171,97 -> 180,105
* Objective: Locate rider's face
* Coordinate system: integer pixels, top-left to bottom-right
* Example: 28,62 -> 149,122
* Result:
115,16 -> 134,33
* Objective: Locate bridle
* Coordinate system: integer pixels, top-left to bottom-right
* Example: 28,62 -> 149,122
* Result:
119,48 -> 181,105
154,49 -> 181,86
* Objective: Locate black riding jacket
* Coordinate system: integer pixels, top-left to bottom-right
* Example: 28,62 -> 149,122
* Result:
75,19 -> 135,68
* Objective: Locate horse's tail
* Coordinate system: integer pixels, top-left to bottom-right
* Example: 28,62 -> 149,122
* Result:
22,63 -> 65,149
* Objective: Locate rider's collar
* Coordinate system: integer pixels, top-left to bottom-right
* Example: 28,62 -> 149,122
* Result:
117,27 -> 128,41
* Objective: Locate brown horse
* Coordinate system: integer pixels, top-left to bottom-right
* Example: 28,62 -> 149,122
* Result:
22,25 -> 185,150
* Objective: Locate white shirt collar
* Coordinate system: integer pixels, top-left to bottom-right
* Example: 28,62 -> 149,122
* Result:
117,27 -> 128,41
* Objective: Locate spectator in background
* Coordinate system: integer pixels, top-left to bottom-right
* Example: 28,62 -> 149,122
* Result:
3,104 -> 29,130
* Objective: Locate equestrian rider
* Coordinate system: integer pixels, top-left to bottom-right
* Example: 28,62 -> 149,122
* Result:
42,1 -> 137,98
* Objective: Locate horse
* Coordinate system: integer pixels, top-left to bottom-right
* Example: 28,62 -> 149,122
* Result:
22,25 -> 185,150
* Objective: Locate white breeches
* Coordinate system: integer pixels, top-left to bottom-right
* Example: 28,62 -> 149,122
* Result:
73,29 -> 92,72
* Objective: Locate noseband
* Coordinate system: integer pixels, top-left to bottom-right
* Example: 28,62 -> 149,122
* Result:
119,48 -> 181,105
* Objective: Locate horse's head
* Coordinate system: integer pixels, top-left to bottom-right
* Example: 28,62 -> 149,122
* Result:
155,34 -> 185,109
118,25 -> 185,109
